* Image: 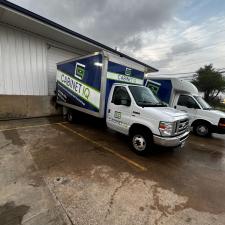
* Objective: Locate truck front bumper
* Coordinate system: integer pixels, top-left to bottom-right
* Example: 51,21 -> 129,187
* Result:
153,131 -> 190,147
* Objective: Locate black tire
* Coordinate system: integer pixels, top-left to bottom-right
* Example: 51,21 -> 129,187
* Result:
193,122 -> 211,137
129,129 -> 152,155
67,110 -> 74,123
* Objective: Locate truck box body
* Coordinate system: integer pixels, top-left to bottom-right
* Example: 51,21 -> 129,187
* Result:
56,52 -> 145,118
56,54 -> 190,153
145,79 -> 198,105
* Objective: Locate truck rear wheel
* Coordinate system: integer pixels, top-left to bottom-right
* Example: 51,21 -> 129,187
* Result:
130,130 -> 152,155
67,110 -> 73,123
193,122 -> 211,137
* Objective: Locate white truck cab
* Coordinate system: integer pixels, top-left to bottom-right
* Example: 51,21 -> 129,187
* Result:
107,83 -> 189,154
146,78 -> 225,137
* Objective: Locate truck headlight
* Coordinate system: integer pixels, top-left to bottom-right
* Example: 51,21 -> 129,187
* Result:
159,121 -> 174,136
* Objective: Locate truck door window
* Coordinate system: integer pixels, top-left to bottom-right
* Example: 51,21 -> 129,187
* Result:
177,95 -> 200,109
112,86 -> 131,106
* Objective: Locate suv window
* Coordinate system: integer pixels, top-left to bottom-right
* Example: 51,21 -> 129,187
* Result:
112,86 -> 131,105
177,95 -> 200,109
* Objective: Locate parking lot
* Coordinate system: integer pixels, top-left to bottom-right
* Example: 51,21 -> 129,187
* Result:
0,116 -> 225,225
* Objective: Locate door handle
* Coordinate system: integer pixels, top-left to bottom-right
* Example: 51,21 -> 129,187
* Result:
132,111 -> 140,115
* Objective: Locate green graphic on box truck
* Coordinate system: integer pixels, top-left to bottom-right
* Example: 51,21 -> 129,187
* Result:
75,63 -> 85,80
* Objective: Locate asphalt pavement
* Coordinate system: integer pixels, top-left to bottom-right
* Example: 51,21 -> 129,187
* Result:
0,116 -> 225,225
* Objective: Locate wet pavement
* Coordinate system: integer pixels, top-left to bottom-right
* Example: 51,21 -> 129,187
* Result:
0,116 -> 225,225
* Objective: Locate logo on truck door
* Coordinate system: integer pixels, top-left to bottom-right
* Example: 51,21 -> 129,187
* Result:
75,63 -> 85,80
114,111 -> 121,119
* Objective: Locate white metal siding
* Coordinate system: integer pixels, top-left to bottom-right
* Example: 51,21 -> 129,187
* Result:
47,47 -> 79,95
0,25 -> 47,95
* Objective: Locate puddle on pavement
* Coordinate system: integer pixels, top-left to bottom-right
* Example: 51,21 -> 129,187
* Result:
0,201 -> 30,225
2,130 -> 25,147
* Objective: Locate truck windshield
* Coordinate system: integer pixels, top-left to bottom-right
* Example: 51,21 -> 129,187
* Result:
193,96 -> 212,110
129,86 -> 166,107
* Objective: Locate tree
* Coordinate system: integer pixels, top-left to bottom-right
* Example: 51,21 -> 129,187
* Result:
192,64 -> 225,101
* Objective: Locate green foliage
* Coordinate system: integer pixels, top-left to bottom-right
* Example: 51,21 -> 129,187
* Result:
192,64 -> 225,101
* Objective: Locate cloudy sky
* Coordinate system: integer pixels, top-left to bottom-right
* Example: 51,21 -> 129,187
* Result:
11,0 -> 225,78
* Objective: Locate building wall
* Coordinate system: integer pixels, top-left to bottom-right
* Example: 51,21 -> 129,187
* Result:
0,24 -> 82,119
0,95 -> 60,119
0,25 -> 48,95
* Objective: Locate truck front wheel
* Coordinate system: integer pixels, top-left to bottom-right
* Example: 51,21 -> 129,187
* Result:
130,130 -> 152,155
193,122 -> 211,137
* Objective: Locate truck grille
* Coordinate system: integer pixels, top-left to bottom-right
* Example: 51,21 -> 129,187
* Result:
174,119 -> 189,136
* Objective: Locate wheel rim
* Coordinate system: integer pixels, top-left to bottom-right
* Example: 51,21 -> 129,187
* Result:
196,124 -> 208,136
132,135 -> 146,151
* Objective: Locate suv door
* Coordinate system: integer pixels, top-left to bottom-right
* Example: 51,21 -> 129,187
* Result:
176,94 -> 200,124
106,86 -> 132,134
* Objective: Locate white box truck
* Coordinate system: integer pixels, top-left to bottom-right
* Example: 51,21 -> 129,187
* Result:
146,78 -> 225,137
56,52 -> 189,154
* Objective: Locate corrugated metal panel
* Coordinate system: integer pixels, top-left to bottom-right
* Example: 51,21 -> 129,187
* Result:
47,46 -> 79,95
0,25 -> 47,95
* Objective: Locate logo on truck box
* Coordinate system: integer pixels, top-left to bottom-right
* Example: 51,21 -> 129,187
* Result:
75,63 -> 85,80
125,68 -> 132,76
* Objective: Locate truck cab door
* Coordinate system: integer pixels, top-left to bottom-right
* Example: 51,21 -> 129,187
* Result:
106,86 -> 133,135
175,94 -> 200,124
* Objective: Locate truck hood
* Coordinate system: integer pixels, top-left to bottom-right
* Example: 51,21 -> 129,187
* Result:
141,107 -> 188,122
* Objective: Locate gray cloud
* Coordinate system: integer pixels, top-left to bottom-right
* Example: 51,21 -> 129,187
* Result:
171,41 -> 197,55
152,40 -> 198,69
12,0 -> 181,51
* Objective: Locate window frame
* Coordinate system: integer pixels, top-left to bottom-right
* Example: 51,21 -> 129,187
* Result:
177,94 -> 201,109
111,86 -> 131,106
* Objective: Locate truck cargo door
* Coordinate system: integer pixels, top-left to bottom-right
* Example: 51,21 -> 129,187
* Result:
106,86 -> 132,135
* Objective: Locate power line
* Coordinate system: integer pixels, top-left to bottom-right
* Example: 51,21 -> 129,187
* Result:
153,67 -> 225,76
152,71 -> 195,76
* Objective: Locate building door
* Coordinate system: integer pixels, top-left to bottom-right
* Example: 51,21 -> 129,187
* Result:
47,46 -> 80,95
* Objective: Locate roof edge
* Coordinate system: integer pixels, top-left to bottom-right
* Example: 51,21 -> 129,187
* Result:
0,0 -> 158,72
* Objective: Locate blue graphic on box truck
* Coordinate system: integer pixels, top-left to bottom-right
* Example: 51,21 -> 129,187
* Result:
56,54 -> 102,112
56,52 -> 145,117
146,79 -> 172,104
